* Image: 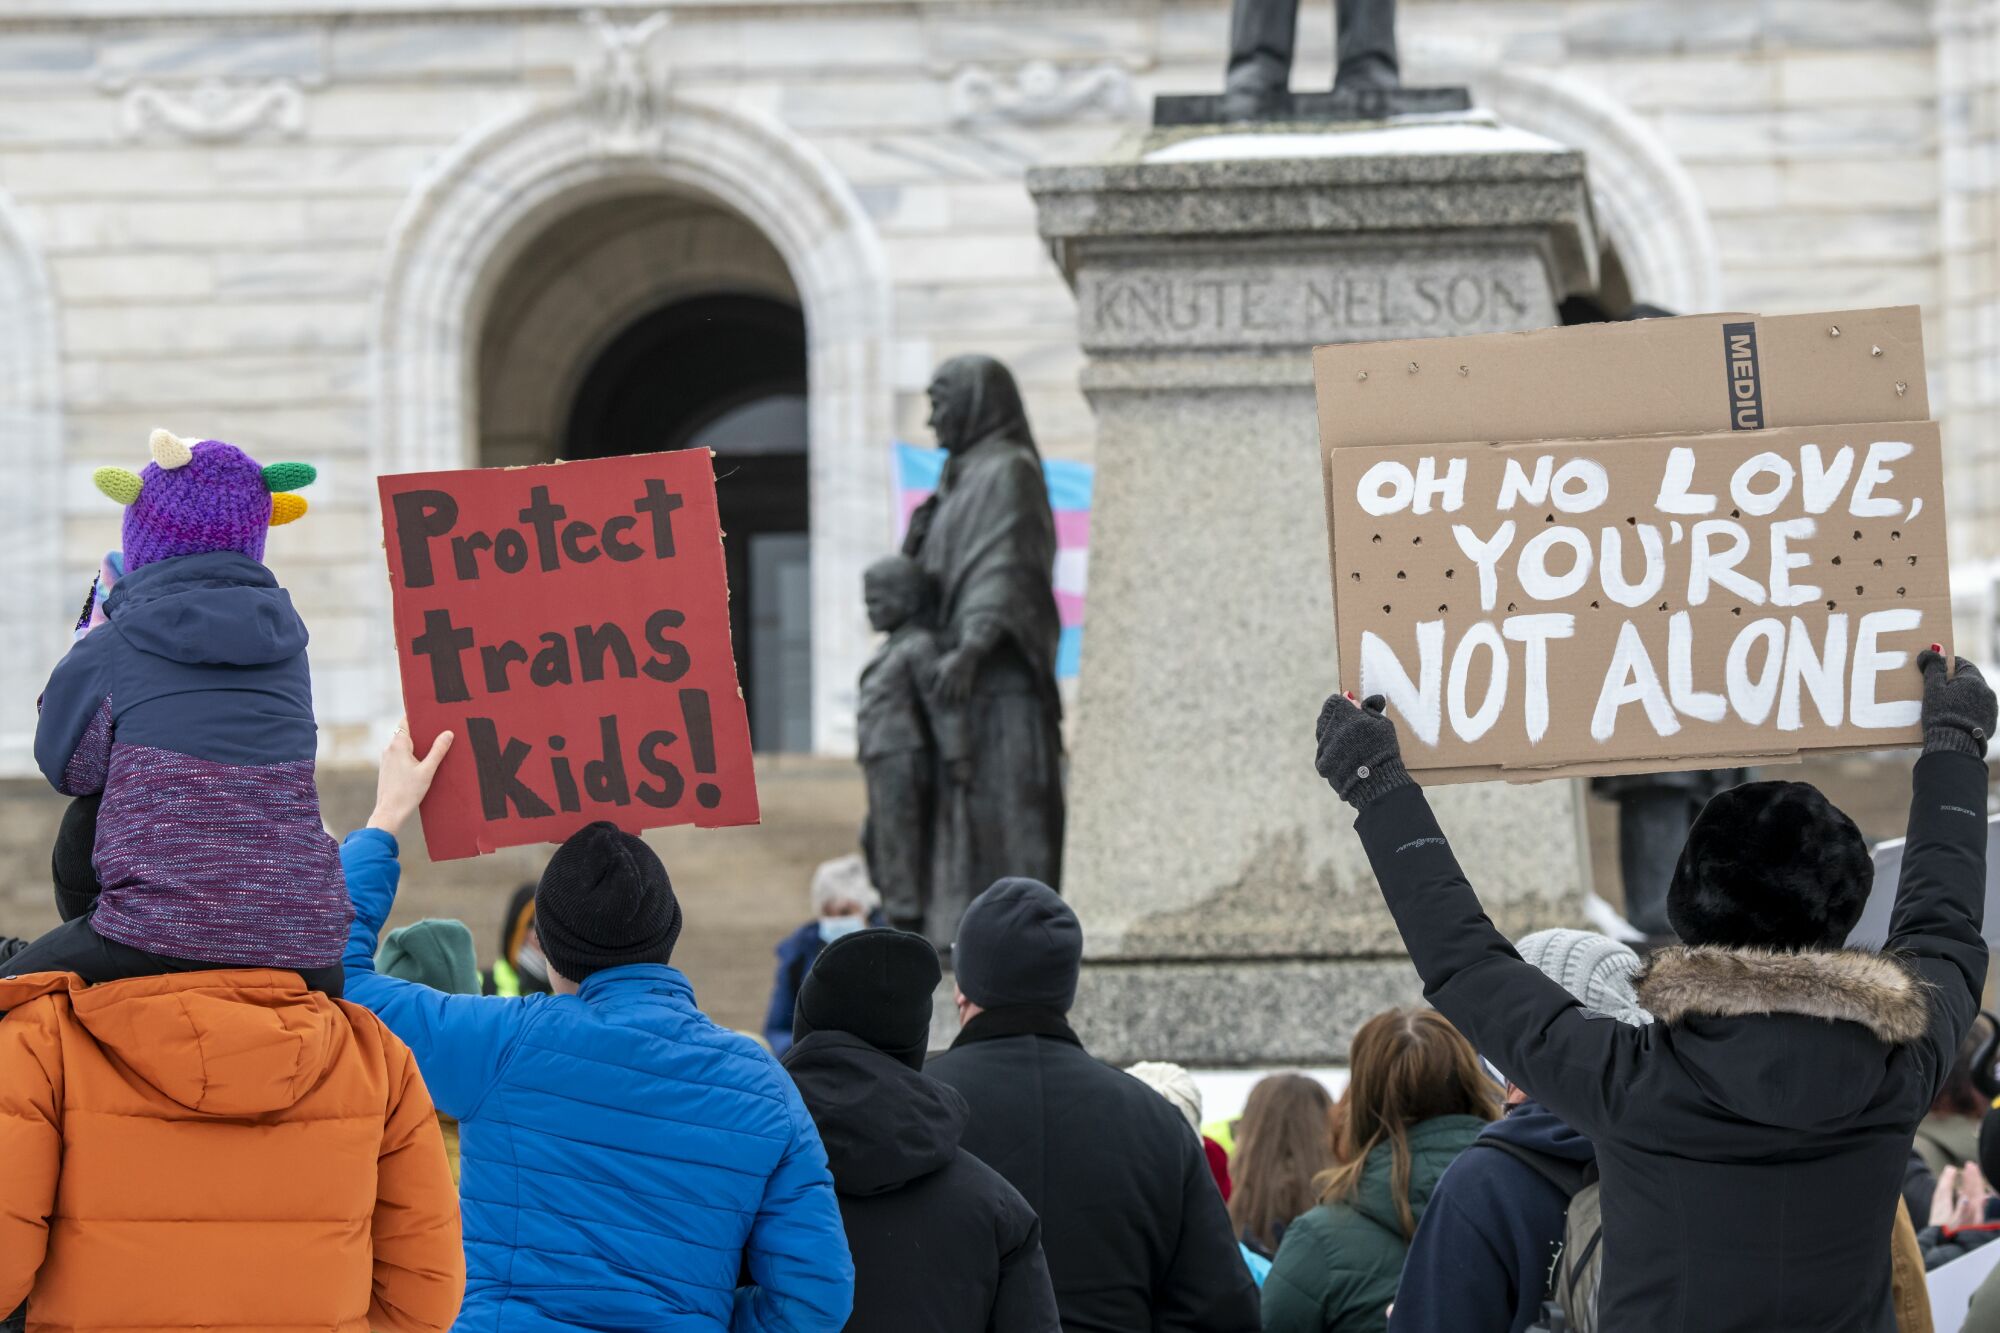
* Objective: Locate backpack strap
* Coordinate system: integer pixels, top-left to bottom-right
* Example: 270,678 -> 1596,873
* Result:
1470,1137 -> 1595,1200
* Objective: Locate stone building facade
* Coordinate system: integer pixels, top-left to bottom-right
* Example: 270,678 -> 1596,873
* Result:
0,0 -> 1984,771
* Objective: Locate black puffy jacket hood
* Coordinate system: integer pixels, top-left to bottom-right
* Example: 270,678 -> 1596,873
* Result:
783,1029 -> 967,1197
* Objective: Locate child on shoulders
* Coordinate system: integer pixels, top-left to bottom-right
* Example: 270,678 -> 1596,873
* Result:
5,429 -> 345,992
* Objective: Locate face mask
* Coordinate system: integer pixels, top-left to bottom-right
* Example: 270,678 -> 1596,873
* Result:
515,939 -> 550,984
819,915 -> 866,944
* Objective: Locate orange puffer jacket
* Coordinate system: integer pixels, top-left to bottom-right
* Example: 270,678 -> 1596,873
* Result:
0,968 -> 465,1333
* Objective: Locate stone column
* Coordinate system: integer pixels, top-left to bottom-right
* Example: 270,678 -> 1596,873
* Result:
1030,120 -> 1603,1066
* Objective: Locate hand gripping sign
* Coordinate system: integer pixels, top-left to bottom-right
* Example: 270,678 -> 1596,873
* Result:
1313,307 -> 1949,782
378,451 -> 759,858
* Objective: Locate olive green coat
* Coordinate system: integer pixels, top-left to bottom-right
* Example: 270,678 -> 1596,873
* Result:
1260,1114 -> 1486,1333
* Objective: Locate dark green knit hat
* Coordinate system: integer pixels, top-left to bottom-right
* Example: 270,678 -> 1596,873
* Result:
377,918 -> 481,995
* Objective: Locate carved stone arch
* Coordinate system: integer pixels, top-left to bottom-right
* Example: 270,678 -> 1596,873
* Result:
478,196 -> 799,468
1432,62 -> 1725,314
0,195 -> 64,774
375,95 -> 895,754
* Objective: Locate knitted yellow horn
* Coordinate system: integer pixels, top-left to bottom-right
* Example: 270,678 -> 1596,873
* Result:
270,494 -> 308,526
148,428 -> 193,470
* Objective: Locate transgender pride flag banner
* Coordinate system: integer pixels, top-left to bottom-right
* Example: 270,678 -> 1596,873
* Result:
893,441 -> 1092,680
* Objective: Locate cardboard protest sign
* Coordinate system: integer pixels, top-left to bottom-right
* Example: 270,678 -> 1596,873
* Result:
378,451 -> 758,859
1313,307 -> 1949,782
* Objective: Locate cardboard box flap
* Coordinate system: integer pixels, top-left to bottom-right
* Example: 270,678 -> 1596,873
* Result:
1314,306 -> 1927,451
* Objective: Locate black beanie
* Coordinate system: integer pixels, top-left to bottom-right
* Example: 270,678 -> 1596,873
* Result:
1668,781 -> 1872,950
51,794 -> 102,924
793,928 -> 941,1069
534,822 -> 681,982
954,877 -> 1082,1012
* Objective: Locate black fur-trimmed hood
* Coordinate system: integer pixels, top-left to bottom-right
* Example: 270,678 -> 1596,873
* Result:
1636,946 -> 1929,1046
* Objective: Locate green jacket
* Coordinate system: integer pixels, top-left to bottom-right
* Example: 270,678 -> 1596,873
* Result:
1260,1114 -> 1486,1333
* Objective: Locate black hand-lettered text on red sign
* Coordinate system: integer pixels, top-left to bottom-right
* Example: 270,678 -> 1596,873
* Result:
378,452 -> 759,859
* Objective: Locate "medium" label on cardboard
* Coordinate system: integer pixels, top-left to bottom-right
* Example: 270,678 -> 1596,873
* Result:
1723,321 -> 1764,430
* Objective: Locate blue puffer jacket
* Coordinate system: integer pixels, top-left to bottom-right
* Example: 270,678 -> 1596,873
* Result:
341,829 -> 853,1333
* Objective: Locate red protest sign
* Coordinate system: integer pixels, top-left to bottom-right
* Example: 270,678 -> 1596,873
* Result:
378,451 -> 759,860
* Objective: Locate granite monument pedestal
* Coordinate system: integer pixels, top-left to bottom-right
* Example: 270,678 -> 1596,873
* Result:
1031,115 -> 1603,1066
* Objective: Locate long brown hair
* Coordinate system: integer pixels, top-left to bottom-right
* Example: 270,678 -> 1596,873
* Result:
1228,1074 -> 1338,1255
1314,1008 -> 1499,1239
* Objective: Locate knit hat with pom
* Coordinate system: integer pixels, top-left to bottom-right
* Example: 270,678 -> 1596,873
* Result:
93,428 -> 315,571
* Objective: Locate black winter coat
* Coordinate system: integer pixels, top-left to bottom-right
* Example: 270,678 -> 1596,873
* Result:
1388,1100 -> 1595,1333
783,1030 -> 1060,1333
925,1007 -> 1261,1333
1355,750 -> 1989,1333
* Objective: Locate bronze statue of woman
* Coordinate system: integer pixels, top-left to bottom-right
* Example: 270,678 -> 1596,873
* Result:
903,354 -> 1067,947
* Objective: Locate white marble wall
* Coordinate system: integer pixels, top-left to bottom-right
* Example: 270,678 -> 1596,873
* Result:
0,0 -> 1977,767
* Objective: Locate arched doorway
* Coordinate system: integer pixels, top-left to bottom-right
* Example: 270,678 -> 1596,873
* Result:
568,298 -> 812,752
375,96 -> 894,756
475,192 -> 815,750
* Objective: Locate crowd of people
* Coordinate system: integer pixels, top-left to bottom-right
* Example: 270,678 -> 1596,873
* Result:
0,427 -> 1995,1333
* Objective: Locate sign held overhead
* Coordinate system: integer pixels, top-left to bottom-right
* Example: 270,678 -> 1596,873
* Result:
378,450 -> 759,859
1313,306 -> 1948,782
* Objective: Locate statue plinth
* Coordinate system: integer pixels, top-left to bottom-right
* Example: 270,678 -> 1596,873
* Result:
1030,114 -> 1601,1066
1152,86 -> 1471,126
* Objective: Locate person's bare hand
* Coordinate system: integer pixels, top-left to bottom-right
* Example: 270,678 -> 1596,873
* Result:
1931,1163 -> 1990,1230
1931,1166 -> 1960,1229
367,720 -> 453,838
1959,1162 -> 1992,1228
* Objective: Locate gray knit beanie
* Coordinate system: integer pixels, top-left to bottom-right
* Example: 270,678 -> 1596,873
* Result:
1514,928 -> 1652,1026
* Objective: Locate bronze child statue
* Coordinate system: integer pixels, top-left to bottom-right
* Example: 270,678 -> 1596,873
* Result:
857,555 -> 966,941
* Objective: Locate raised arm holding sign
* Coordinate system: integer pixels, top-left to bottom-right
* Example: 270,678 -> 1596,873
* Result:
1312,651 -> 1993,1333
1308,306 -> 1993,1333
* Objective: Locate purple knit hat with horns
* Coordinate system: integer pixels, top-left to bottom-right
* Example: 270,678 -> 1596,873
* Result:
94,429 -> 314,571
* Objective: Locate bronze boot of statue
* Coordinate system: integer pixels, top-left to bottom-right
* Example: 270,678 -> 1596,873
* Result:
1222,0 -> 1400,120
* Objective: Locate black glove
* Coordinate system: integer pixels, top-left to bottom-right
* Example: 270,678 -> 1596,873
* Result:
1315,693 -> 1414,809
1919,648 -> 1996,758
